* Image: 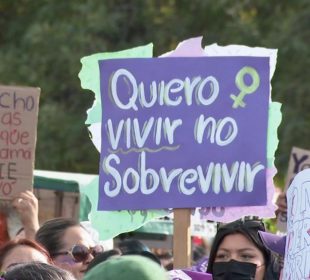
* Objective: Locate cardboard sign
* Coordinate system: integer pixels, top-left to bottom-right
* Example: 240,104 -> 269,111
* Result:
283,169 -> 310,279
0,85 -> 40,199
99,57 -> 270,210
277,147 -> 310,232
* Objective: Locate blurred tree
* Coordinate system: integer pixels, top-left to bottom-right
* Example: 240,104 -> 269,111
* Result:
0,0 -> 308,178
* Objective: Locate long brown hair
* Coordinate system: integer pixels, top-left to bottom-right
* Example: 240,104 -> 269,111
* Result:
35,218 -> 80,258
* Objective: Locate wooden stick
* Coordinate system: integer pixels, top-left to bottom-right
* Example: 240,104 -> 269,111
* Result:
173,208 -> 191,269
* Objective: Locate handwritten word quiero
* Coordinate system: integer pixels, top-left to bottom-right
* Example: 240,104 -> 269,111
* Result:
109,69 -> 219,111
103,151 -> 264,196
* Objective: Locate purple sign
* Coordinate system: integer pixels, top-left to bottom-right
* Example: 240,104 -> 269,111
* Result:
98,57 -> 270,210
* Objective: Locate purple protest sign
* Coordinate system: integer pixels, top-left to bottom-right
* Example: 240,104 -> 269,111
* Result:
98,57 -> 269,210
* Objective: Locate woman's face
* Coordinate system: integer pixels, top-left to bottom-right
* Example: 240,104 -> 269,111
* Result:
52,226 -> 95,280
214,233 -> 265,280
1,245 -> 49,272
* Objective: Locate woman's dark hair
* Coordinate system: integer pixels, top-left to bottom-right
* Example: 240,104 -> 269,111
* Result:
117,239 -> 161,265
3,262 -> 75,280
35,218 -> 80,258
117,239 -> 150,254
0,239 -> 52,270
86,249 -> 121,272
206,219 -> 281,280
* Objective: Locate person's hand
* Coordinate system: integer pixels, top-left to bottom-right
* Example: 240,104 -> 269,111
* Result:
12,190 -> 39,239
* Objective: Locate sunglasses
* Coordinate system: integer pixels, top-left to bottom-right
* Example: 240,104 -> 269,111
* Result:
217,218 -> 266,232
53,244 -> 104,263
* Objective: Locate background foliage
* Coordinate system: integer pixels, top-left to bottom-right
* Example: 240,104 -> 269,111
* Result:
0,0 -> 309,181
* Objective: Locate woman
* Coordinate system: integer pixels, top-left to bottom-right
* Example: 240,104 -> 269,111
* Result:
206,219 -> 281,280
2,262 -> 75,280
35,218 -> 103,280
0,239 -> 52,272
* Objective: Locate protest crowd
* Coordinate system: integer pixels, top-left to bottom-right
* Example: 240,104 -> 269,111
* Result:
1,2 -> 308,279
0,35 -> 304,279
0,37 -> 303,279
0,187 -> 288,280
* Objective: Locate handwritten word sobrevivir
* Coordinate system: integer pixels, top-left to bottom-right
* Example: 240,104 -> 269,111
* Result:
103,151 -> 264,196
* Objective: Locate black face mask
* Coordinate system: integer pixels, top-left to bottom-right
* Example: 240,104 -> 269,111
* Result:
212,259 -> 257,280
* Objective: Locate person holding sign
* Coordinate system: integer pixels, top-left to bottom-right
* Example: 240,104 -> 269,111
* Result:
206,219 -> 281,279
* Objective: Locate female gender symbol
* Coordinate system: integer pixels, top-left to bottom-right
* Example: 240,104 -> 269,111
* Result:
230,66 -> 260,109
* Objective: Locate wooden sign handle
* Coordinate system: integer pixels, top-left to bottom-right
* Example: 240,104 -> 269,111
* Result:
173,208 -> 191,269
